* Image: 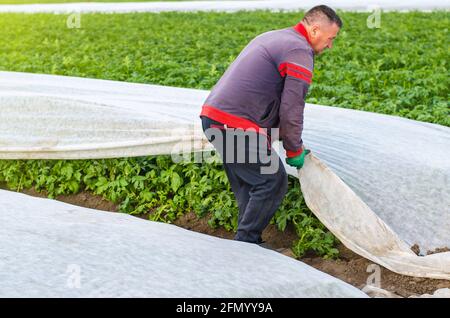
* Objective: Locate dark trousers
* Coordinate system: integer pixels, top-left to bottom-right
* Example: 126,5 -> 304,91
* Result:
201,116 -> 288,244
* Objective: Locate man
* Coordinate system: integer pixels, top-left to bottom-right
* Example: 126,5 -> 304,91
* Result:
200,5 -> 342,245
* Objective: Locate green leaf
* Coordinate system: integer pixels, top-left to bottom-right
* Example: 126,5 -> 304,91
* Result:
171,172 -> 182,193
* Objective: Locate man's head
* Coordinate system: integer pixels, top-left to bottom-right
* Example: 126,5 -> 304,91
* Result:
301,5 -> 342,55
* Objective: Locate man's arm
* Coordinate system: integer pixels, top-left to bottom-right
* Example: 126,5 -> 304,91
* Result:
278,48 -> 313,158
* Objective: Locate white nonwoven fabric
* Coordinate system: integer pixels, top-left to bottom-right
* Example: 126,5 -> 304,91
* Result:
0,0 -> 448,14
0,189 -> 368,298
0,71 -> 448,280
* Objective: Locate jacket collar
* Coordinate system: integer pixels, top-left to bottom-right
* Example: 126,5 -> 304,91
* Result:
293,22 -> 313,47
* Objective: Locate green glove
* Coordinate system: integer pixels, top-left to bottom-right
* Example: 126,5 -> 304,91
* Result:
286,149 -> 311,169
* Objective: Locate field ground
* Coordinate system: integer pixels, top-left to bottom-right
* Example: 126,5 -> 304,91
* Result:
0,10 -> 449,296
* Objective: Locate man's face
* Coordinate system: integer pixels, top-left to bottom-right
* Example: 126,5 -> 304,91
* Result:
309,22 -> 340,55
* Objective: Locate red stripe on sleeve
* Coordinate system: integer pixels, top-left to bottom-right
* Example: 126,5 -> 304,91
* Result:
286,69 -> 312,84
278,62 -> 312,84
286,63 -> 312,77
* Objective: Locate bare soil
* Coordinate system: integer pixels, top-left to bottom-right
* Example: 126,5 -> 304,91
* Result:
12,187 -> 450,297
427,247 -> 450,255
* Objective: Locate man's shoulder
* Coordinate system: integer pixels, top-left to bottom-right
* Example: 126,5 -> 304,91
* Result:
256,27 -> 294,40
257,27 -> 313,55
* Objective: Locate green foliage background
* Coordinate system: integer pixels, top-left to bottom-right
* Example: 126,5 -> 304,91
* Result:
1,11 -> 448,125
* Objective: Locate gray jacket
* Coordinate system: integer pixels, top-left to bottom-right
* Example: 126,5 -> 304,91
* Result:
200,22 -> 314,158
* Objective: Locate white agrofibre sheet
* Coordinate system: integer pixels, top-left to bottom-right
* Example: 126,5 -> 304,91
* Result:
0,190 -> 368,298
0,0 -> 448,14
0,71 -> 449,280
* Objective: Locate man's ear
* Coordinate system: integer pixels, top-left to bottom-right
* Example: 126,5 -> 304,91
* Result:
310,24 -> 320,38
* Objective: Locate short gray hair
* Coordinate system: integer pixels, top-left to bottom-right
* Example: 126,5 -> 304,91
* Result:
302,5 -> 343,28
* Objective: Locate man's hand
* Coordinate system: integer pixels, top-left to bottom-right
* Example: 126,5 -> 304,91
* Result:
286,149 -> 311,169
